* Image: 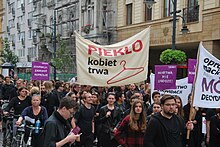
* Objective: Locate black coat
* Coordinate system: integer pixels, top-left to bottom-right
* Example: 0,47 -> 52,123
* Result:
209,114 -> 220,147
99,105 -> 121,133
43,111 -> 71,147
143,113 -> 185,147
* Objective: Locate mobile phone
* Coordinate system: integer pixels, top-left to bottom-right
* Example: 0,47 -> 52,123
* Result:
71,126 -> 81,135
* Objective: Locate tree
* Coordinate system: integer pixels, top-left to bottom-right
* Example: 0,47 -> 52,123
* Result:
160,49 -> 187,64
2,38 -> 19,65
51,40 -> 73,73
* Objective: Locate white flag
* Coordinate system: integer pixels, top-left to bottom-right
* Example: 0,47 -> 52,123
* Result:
75,27 -> 150,86
193,43 -> 220,108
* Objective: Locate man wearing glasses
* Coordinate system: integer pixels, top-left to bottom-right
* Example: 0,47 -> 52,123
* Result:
143,95 -> 194,147
43,97 -> 80,147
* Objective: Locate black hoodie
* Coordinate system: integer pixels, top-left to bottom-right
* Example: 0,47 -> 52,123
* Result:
143,112 -> 185,147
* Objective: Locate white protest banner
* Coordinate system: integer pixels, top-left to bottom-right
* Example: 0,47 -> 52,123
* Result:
150,73 -> 192,106
75,28 -> 150,86
193,43 -> 220,108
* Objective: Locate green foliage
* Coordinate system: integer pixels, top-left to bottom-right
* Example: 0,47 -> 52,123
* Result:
2,38 -> 19,65
160,49 -> 187,64
51,40 -> 73,73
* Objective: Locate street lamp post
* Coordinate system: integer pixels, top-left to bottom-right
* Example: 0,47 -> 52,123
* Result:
53,10 -> 57,81
172,0 -> 177,50
36,10 -> 57,81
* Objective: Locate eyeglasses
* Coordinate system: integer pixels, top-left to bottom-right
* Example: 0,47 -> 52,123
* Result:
68,109 -> 74,117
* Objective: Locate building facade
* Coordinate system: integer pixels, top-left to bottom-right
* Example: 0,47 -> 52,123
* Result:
117,0 -> 220,77
3,0 -> 37,75
0,0 -> 4,68
79,0 -> 118,45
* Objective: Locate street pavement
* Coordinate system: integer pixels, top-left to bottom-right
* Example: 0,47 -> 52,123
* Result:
0,131 -> 207,147
0,131 -> 3,146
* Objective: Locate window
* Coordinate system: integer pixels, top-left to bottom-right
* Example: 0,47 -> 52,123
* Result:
17,0 -> 21,8
58,15 -> 62,35
50,17 -> 53,33
188,0 -> 198,7
28,30 -> 33,39
8,20 -> 11,28
11,35 -> 15,45
18,48 -> 25,57
28,47 -> 36,57
126,4 -> 132,25
18,31 -> 25,41
43,19 -> 47,34
103,5 -> 107,26
145,5 -> 152,21
9,4 -> 12,13
87,4 -> 94,28
11,19 -> 15,28
68,11 -> 74,31
18,15 -> 25,24
88,9 -> 91,25
9,3 -> 15,13
184,0 -> 199,23
42,0 -> 46,7
28,12 -> 33,20
164,0 -> 173,17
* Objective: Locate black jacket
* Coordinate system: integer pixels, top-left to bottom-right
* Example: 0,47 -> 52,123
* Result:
43,111 -> 71,147
41,92 -> 59,116
2,84 -> 14,100
143,113 -> 185,147
99,105 -> 121,133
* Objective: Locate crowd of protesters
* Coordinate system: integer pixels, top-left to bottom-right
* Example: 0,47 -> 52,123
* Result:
0,74 -> 219,147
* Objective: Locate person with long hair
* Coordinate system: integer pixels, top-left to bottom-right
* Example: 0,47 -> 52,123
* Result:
174,95 -> 184,118
41,81 -> 59,116
114,99 -> 147,147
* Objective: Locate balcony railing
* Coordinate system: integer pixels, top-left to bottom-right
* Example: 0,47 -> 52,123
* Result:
183,5 -> 199,23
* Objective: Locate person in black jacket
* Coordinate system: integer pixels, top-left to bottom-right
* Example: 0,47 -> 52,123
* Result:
41,81 -> 59,116
43,97 -> 80,147
143,94 -> 193,147
2,76 -> 14,100
99,92 -> 121,147
74,92 -> 95,147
